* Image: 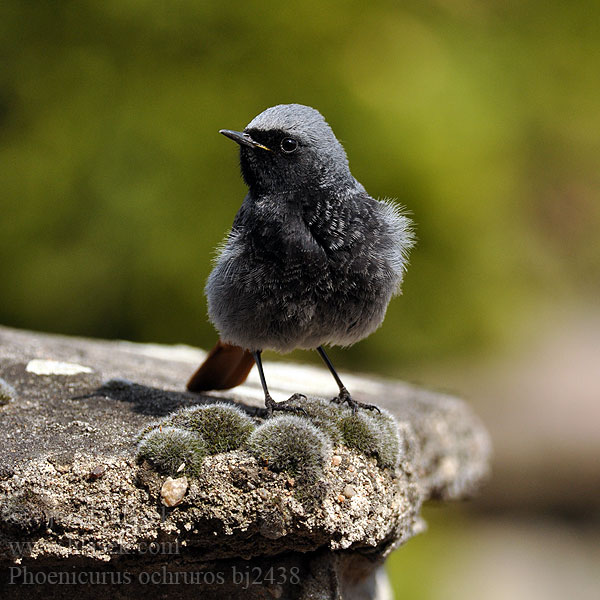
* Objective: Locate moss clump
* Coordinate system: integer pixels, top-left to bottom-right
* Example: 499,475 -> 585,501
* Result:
246,415 -> 332,483
135,398 -> 400,480
136,403 -> 256,477
137,427 -> 206,477
284,396 -> 347,444
370,407 -> 403,469
339,413 -> 379,461
168,402 -> 255,454
338,408 -> 401,469
285,396 -> 402,469
135,419 -> 163,443
0,378 -> 17,405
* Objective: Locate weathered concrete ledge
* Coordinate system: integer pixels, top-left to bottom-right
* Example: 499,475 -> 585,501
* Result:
0,326 -> 491,599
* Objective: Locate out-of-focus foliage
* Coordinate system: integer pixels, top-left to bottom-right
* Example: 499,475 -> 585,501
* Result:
1,0 -> 598,373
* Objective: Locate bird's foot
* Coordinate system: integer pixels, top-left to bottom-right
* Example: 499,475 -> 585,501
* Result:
286,393 -> 308,403
264,393 -> 308,418
331,387 -> 381,414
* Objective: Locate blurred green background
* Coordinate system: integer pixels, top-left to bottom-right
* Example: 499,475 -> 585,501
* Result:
1,1 -> 599,598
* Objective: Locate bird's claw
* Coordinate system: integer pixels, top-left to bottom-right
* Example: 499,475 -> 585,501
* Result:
264,393 -> 308,417
331,387 -> 381,414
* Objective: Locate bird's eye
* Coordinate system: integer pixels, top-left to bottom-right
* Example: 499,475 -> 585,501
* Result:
280,137 -> 298,153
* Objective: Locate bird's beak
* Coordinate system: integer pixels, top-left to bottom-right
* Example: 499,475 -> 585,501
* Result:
219,129 -> 271,151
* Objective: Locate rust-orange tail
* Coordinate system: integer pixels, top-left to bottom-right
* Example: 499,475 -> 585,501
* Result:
186,340 -> 255,392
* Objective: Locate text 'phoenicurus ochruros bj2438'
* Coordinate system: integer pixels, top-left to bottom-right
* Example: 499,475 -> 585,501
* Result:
187,104 -> 414,416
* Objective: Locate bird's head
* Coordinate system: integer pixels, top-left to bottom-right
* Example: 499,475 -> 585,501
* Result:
220,104 -> 354,195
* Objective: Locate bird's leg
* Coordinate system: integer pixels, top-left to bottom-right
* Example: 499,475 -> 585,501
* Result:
316,346 -> 380,414
252,351 -> 307,417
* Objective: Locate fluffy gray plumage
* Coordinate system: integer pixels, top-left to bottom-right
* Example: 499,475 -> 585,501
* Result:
206,104 -> 413,353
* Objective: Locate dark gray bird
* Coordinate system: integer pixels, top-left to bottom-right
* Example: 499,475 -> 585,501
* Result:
187,104 -> 414,415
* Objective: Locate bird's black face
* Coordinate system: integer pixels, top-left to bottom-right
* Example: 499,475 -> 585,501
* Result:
219,105 -> 353,196
238,127 -> 319,194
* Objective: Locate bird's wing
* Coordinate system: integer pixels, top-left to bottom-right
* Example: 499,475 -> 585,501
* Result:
186,340 -> 255,392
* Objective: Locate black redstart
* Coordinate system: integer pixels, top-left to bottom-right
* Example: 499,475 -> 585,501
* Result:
187,104 -> 414,415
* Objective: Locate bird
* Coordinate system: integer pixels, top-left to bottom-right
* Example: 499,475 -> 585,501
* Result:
187,104 -> 414,416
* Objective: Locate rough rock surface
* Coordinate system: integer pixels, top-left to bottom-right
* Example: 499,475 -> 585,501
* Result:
0,326 -> 491,599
